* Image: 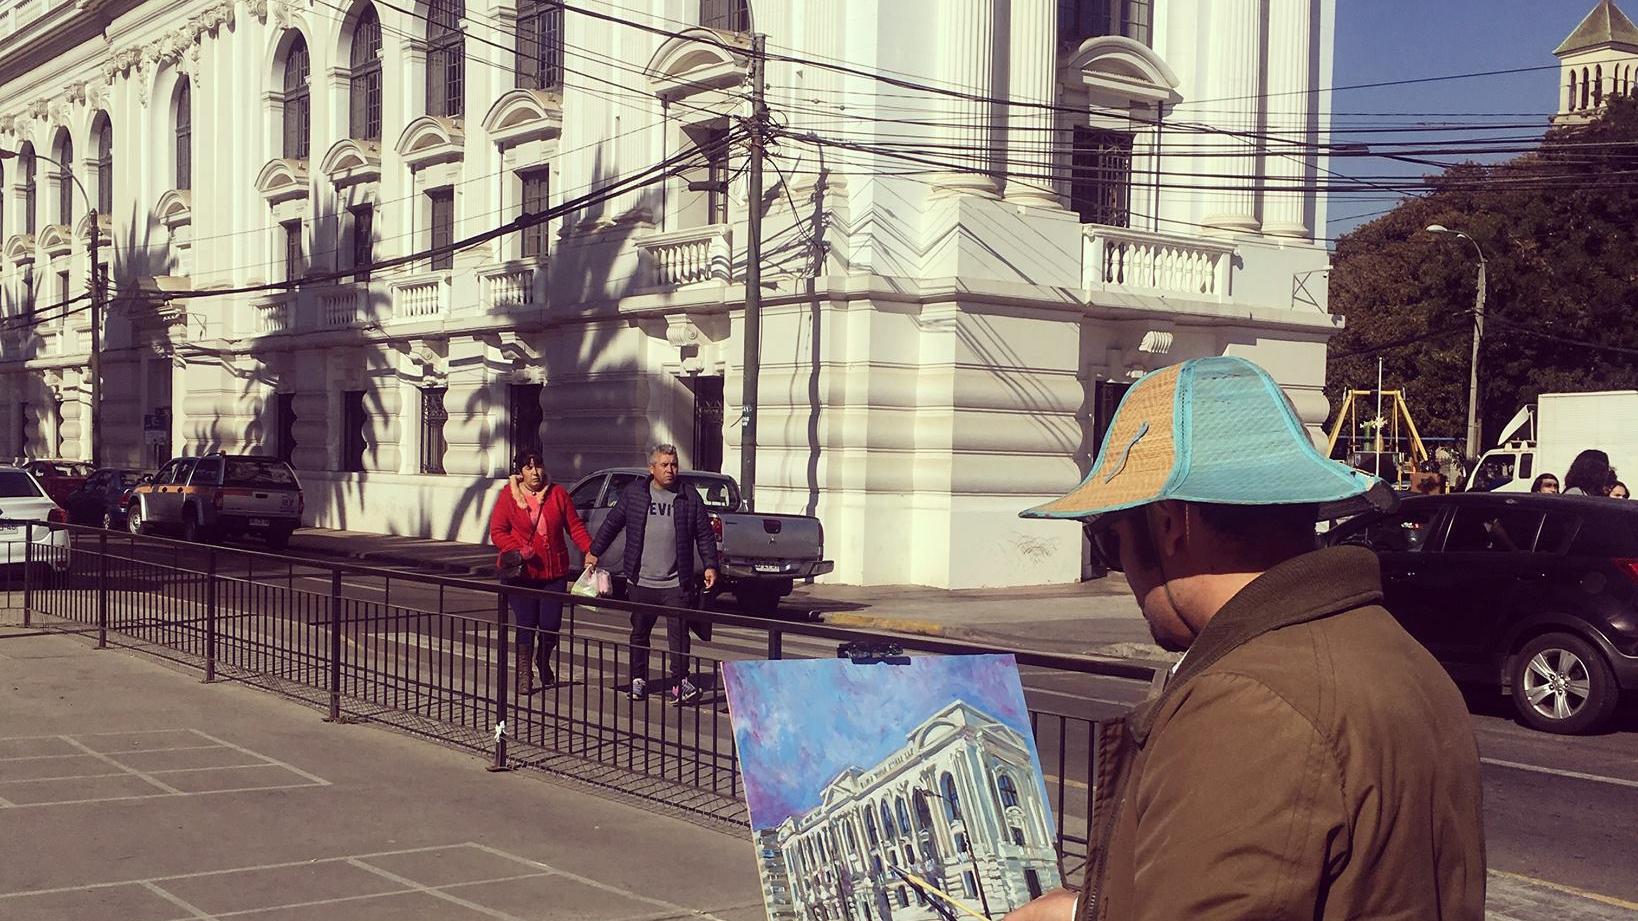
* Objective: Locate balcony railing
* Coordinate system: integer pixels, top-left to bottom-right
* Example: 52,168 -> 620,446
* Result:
638,224 -> 732,289
254,295 -> 292,335
390,273 -> 451,322
480,262 -> 545,312
317,286 -> 366,328
1083,225 -> 1235,301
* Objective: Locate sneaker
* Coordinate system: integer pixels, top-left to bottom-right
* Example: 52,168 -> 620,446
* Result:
671,677 -> 701,705
628,678 -> 647,701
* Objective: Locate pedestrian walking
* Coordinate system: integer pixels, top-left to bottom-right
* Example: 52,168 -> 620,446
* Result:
1531,473 -> 1560,494
1612,480 -> 1630,499
1563,449 -> 1614,496
1006,356 -> 1485,921
489,451 -> 592,696
584,444 -> 719,704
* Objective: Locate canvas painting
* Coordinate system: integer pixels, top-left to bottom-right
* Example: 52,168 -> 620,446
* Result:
722,654 -> 1062,921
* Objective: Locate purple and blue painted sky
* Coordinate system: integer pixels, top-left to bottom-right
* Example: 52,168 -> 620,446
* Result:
722,655 -> 1039,831
1323,1 -> 1607,240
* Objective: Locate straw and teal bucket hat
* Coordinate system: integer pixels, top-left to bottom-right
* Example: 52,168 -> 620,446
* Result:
1021,356 -> 1387,524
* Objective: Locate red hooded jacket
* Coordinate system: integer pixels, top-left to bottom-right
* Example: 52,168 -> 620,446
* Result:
488,481 -> 592,582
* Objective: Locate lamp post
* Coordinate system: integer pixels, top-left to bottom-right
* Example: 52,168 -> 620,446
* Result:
1425,224 -> 1487,461
917,787 -> 991,918
2,147 -> 103,468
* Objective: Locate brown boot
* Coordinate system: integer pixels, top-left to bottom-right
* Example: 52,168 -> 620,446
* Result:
515,646 -> 533,698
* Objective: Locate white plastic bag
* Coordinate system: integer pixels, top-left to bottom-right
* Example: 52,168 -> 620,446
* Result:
571,567 -> 606,598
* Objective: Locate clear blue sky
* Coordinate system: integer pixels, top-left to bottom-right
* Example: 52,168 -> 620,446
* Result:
1325,0 -> 1610,239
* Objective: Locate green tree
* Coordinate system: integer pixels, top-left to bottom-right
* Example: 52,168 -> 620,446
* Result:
1328,97 -> 1638,458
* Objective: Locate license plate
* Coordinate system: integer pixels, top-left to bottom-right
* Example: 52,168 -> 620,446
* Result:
753,563 -> 782,573
248,518 -> 271,528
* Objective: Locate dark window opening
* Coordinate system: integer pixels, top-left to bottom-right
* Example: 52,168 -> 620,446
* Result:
700,0 -> 751,31
57,270 -> 69,305
428,188 -> 454,270
351,204 -> 374,281
420,386 -> 448,474
15,402 -> 28,458
342,389 -> 369,472
428,0 -> 466,117
350,7 -> 384,140
1444,508 -> 1545,554
284,37 -> 312,159
21,145 -> 36,235
688,376 -> 725,473
275,392 -> 297,464
520,170 -> 550,258
508,383 -> 543,461
55,135 -> 73,227
516,0 -> 565,90
175,82 -> 192,191
703,126 -> 730,224
1071,127 -> 1133,227
95,118 -> 113,215
282,219 -> 303,282
1059,0 -> 1152,48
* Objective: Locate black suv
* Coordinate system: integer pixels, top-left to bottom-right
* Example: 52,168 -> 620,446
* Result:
1327,492 -> 1638,734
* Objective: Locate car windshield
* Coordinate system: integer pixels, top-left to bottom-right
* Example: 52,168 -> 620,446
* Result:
0,471 -> 46,498
688,476 -> 740,511
118,472 -> 146,488
222,459 -> 298,488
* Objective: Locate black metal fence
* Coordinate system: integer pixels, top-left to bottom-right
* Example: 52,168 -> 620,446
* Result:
1,519 -> 1156,874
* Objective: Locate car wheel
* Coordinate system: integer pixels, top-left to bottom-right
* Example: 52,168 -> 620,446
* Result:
734,582 -> 784,616
182,514 -> 208,544
127,504 -> 148,536
265,526 -> 292,551
1510,632 -> 1619,734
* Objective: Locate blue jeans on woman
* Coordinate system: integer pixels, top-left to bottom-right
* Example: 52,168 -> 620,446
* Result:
509,577 -> 568,685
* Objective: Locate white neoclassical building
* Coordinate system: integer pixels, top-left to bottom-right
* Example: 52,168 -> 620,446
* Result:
0,0 -> 1338,588
770,702 -> 1059,921
1554,0 -> 1638,124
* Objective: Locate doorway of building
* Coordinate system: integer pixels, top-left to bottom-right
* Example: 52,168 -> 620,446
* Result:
144,357 -> 173,469
687,375 -> 724,473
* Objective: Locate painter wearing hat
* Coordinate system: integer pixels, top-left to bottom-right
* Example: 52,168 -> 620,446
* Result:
1005,357 -> 1485,921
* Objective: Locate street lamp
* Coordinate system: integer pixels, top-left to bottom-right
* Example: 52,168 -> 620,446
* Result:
1,147 -> 105,468
1425,224 -> 1487,461
916,787 -> 991,918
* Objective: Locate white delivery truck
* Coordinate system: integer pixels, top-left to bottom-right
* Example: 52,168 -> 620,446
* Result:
1465,390 -> 1638,492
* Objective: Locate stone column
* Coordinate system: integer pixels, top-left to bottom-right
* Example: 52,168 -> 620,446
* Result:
934,0 -> 1000,196
1262,0 -> 1312,238
1200,0 -> 1263,233
1006,0 -> 1060,206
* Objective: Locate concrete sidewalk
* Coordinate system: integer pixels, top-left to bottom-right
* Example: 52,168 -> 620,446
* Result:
283,526 -> 1165,660
2,628 -> 1631,921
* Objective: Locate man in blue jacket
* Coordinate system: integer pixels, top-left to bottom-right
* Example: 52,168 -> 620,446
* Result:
585,444 -> 719,704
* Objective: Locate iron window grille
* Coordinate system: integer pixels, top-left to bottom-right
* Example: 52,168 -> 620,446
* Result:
508,383 -> 543,460
698,127 -> 731,224
351,204 -> 374,282
350,8 -> 384,141
95,120 -> 112,215
342,389 -> 368,472
57,270 -> 69,307
21,146 -> 35,235
700,0 -> 751,31
56,137 -> 73,227
282,220 -> 303,282
275,393 -> 297,464
1058,0 -> 1152,48
420,386 -> 448,474
520,170 -> 549,258
175,83 -> 192,191
16,402 -> 28,457
515,0 -> 565,90
284,38 -> 312,159
1070,126 -> 1134,227
23,269 -> 33,311
428,188 -> 454,271
427,0 -> 465,118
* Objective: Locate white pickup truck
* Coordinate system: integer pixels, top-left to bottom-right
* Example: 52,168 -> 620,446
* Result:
1466,390 -> 1638,493
566,468 -> 834,613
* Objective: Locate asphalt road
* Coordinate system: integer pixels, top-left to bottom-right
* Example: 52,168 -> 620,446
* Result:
13,530 -> 1638,907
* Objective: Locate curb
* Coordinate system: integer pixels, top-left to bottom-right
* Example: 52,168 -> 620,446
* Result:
819,612 -> 948,636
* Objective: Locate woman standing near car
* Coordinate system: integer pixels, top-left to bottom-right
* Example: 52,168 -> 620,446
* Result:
489,451 -> 592,695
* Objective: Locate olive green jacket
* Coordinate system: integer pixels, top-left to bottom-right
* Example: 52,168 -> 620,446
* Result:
1077,546 -> 1486,921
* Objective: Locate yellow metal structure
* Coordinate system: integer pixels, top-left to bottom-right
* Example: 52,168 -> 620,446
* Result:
1326,389 -> 1430,485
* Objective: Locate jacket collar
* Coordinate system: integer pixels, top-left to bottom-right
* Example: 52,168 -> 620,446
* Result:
1127,546 -> 1383,744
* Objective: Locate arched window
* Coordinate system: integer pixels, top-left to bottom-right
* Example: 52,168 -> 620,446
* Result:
880,803 -> 897,839
895,797 -> 912,837
349,6 -> 383,140
864,810 -> 879,846
93,115 -> 112,215
1595,65 -> 1604,107
844,823 -> 858,854
427,0 -> 464,117
997,773 -> 1020,808
1583,67 -> 1592,108
283,35 -> 312,159
53,131 -> 73,226
175,82 -> 192,191
912,791 -> 934,831
940,773 -> 962,822
20,142 -> 36,234
516,0 -> 564,90
1569,70 -> 1579,110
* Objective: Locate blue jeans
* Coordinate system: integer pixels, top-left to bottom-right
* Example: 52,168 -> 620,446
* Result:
509,577 -> 567,681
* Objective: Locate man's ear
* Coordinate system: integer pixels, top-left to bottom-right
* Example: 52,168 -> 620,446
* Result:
1149,500 -> 1190,559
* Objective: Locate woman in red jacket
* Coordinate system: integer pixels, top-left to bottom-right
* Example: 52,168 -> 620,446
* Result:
489,450 -> 592,694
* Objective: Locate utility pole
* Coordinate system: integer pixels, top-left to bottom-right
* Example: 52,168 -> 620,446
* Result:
88,210 -> 102,469
739,32 -> 767,513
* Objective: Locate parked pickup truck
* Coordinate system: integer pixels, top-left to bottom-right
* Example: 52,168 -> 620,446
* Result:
566,468 -> 833,613
127,452 -> 304,549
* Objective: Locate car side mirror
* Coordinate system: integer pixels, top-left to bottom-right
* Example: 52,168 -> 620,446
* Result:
140,475 -> 154,485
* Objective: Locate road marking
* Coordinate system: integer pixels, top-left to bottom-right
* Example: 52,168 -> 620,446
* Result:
140,881 -> 220,921
1490,869 -> 1638,911
188,729 -> 331,786
58,735 -> 183,795
1481,757 -> 1638,789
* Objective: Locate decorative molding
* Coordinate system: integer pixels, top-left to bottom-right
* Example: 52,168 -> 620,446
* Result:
395,116 -> 465,170
319,139 -> 382,188
645,29 -> 753,101
93,0 -> 237,105
255,158 -> 312,204
480,89 -> 563,147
